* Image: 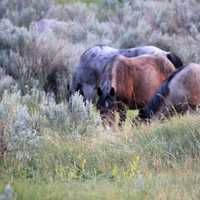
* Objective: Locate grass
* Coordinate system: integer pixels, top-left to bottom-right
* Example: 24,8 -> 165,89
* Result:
1,163 -> 200,200
1,113 -> 200,199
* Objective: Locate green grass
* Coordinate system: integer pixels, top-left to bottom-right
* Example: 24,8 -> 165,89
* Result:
1,114 -> 200,199
1,166 -> 200,200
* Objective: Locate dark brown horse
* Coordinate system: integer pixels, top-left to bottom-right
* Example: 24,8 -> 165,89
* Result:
97,54 -> 176,125
138,63 -> 200,120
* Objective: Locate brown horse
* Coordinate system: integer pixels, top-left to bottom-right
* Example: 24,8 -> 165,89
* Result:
97,54 -> 176,125
138,63 -> 200,120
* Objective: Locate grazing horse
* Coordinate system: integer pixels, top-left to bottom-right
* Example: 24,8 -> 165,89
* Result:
96,54 -> 176,125
69,45 -> 182,101
138,63 -> 200,120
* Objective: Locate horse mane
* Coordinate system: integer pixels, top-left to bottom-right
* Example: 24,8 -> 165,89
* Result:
98,55 -> 119,92
138,65 -> 185,119
166,65 -> 185,82
102,55 -> 120,77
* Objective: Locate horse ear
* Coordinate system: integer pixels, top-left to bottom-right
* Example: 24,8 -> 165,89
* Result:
110,87 -> 115,96
97,87 -> 102,96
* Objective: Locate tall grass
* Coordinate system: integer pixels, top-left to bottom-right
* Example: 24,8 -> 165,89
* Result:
1,112 -> 200,199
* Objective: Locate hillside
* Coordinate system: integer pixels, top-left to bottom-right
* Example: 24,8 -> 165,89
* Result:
0,0 -> 200,199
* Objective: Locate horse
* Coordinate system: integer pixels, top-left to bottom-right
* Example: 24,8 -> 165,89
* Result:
96,54 -> 176,125
69,45 -> 183,101
138,63 -> 200,120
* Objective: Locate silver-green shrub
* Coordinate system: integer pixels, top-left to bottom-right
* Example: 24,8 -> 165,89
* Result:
69,92 -> 101,135
10,105 -> 40,161
0,90 -> 40,162
0,68 -> 15,97
41,92 -> 101,135
0,19 -> 72,99
0,0 -> 53,27
0,88 -> 101,165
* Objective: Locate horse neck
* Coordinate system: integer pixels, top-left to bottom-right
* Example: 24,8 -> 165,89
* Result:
140,79 -> 170,118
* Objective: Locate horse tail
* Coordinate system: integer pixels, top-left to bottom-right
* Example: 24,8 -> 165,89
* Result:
166,53 -> 183,69
138,65 -> 185,119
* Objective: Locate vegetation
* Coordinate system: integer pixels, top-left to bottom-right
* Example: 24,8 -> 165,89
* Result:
0,0 -> 200,199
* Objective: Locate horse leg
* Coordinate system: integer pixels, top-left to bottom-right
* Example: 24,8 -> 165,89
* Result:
173,103 -> 194,115
187,104 -> 199,114
118,104 -> 127,127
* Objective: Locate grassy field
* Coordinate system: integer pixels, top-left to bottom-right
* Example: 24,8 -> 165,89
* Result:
0,0 -> 200,199
1,111 -> 200,199
1,170 -> 200,200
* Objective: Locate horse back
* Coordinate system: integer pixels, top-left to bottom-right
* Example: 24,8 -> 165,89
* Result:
141,54 -> 175,75
168,63 -> 200,105
110,54 -> 175,107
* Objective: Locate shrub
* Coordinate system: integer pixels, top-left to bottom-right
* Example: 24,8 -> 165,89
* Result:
0,87 -> 101,159
0,19 -> 73,100
41,92 -> 101,135
0,0 -> 53,27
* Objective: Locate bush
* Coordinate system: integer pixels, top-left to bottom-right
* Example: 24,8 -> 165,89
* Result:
0,89 -> 101,164
0,0 -> 53,27
0,19 -> 73,100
